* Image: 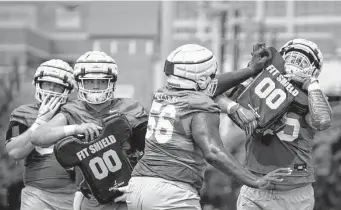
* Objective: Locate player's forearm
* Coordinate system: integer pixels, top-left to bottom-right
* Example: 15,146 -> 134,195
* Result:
214,95 -> 238,114
213,67 -> 256,97
31,124 -> 77,147
5,131 -> 34,160
306,82 -> 332,131
205,147 -> 259,188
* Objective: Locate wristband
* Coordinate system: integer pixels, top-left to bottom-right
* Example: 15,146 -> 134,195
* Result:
308,82 -> 320,91
226,101 -> 239,114
63,125 -> 77,136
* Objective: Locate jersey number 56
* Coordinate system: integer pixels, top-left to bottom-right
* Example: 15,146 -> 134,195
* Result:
145,101 -> 176,144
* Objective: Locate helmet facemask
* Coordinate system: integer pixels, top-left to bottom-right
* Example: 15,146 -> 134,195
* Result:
280,38 -> 323,84
77,74 -> 117,104
283,51 -> 316,83
35,81 -> 70,104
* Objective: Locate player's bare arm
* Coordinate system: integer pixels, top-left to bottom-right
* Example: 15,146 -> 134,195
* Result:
303,78 -> 332,131
30,113 -> 102,147
213,45 -> 271,97
191,112 -> 291,189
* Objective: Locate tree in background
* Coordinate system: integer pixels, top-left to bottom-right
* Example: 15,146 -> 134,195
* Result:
0,59 -> 24,210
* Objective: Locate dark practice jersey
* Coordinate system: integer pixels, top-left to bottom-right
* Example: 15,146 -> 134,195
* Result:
236,64 -> 300,133
60,99 -> 148,197
54,114 -> 134,204
132,87 -> 220,191
6,104 -> 76,193
229,48 -> 313,187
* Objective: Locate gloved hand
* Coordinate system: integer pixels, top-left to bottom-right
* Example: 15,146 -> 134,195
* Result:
228,102 -> 258,136
248,43 -> 272,74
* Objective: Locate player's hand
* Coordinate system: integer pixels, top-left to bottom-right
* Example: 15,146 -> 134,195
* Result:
256,168 -> 292,189
252,43 -> 267,54
301,77 -> 319,91
73,191 -> 84,210
229,103 -> 258,136
37,94 -> 62,123
75,123 -> 102,142
114,186 -> 128,203
248,43 -> 272,74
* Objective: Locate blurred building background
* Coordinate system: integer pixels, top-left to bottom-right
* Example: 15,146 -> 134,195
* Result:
0,1 -> 341,210
0,1 -> 340,105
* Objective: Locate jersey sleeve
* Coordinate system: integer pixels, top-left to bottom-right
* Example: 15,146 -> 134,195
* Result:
5,121 -> 29,143
9,105 -> 38,127
60,101 -> 83,125
60,103 -> 74,125
6,105 -> 37,143
187,92 -> 221,114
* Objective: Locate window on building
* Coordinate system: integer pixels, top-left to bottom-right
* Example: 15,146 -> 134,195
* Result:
129,40 -> 136,55
145,40 -> 154,55
110,41 -> 118,55
0,5 -> 37,27
92,40 -> 101,51
55,5 -> 81,29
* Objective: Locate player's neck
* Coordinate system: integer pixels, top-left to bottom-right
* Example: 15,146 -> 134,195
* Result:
86,100 -> 112,113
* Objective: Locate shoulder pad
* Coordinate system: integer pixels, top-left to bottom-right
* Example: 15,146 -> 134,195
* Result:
60,100 -> 94,125
113,98 -> 148,127
10,104 -> 39,127
61,100 -> 85,114
187,91 -> 220,113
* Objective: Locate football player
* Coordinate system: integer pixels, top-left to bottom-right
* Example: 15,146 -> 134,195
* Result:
122,44 -> 291,210
5,59 -> 77,210
216,39 -> 332,210
30,51 -> 148,210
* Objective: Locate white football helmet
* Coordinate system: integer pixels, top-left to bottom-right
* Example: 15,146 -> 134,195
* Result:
164,44 -> 218,96
74,51 -> 118,104
33,59 -> 75,104
279,38 -> 323,83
